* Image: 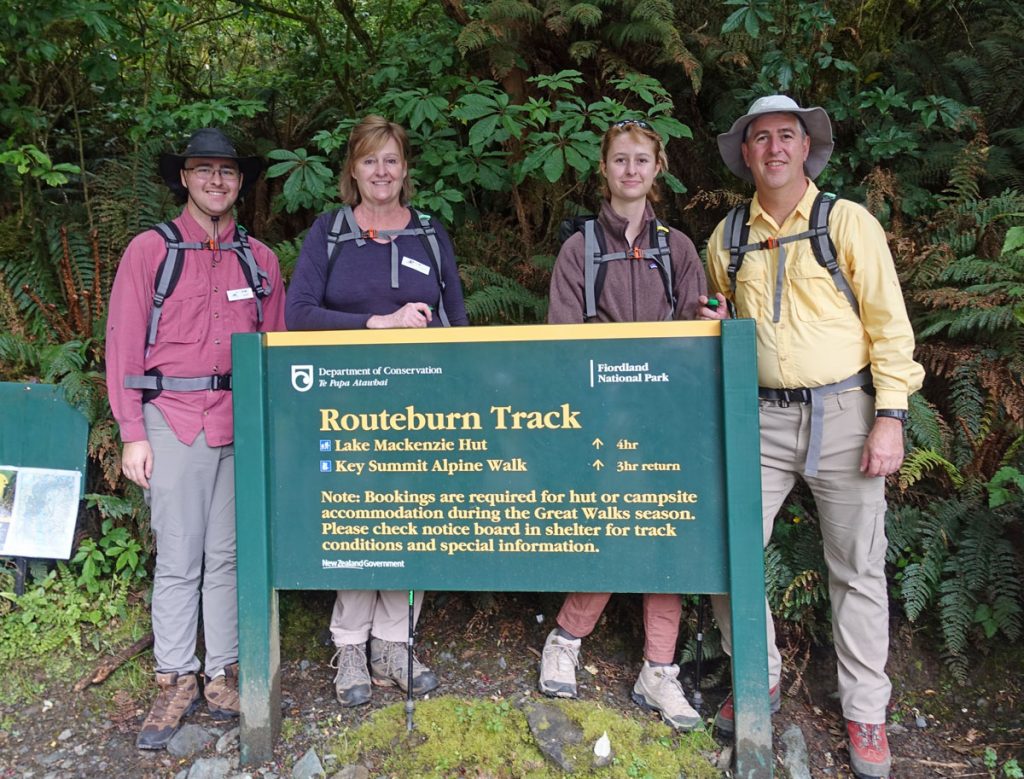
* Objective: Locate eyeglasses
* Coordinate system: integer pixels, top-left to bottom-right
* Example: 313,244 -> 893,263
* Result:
612,119 -> 653,130
184,165 -> 240,181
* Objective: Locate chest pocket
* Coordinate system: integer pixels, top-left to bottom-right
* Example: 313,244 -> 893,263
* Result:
160,282 -> 208,343
789,253 -> 850,322
733,253 -> 772,323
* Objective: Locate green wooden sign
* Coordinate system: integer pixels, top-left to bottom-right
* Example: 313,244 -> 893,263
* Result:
233,320 -> 773,777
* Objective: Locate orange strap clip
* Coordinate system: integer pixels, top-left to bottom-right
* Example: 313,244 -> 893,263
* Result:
364,228 -> 378,239
762,236 -> 779,250
629,247 -> 643,260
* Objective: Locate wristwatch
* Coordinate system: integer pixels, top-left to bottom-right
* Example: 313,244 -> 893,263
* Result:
875,409 -> 908,424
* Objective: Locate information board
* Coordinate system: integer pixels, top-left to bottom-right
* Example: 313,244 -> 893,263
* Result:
233,320 -> 773,777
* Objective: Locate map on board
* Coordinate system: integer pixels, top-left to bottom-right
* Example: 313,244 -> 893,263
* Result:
0,465 -> 81,559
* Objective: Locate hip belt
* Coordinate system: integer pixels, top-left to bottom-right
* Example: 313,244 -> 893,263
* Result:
125,372 -> 232,403
758,368 -> 873,477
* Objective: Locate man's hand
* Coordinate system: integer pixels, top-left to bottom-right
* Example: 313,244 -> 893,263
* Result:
698,294 -> 729,320
860,417 -> 905,477
122,440 -> 154,489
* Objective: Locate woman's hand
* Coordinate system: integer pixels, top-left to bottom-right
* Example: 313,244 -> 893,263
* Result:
367,302 -> 433,329
697,294 -> 730,320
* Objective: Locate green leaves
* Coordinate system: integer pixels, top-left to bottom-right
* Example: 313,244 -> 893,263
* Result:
721,0 -> 774,38
0,145 -> 80,187
266,148 -> 336,213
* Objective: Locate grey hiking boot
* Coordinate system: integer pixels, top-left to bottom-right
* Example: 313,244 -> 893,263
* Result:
136,672 -> 200,750
369,638 -> 439,696
631,661 -> 702,731
538,629 -> 580,698
204,662 -> 240,720
330,644 -> 371,707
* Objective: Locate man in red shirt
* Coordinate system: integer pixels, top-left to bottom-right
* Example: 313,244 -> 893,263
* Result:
106,129 -> 286,750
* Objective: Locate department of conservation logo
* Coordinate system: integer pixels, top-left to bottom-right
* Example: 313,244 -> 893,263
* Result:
291,364 -> 314,392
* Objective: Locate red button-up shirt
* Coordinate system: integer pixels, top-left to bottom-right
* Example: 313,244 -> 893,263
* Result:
106,208 -> 286,446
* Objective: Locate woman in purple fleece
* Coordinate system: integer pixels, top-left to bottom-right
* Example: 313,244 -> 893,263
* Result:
286,115 -> 467,708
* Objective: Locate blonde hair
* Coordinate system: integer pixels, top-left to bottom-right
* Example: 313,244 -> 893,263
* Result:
338,115 -> 415,205
599,121 -> 669,204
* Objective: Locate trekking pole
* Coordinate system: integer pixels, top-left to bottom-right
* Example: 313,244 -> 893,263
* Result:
692,595 -> 706,712
406,589 -> 415,732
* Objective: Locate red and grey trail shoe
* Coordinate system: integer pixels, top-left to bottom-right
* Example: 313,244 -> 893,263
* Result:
847,721 -> 891,778
714,682 -> 781,735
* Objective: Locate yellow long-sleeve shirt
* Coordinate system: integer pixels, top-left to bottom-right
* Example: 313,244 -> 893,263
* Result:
706,181 -> 924,410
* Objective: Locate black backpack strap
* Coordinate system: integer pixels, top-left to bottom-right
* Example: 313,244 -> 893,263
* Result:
808,192 -> 859,317
723,204 -> 751,298
649,219 -> 676,319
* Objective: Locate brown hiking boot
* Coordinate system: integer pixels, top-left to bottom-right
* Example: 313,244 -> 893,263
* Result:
136,672 -> 200,750
205,662 -> 240,720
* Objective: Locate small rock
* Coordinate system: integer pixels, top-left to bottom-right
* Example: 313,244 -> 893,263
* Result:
188,757 -> 234,779
331,766 -> 370,779
887,722 -> 908,736
57,729 -> 72,741
915,715 -> 927,729
522,700 -> 583,773
216,726 -> 240,754
73,744 -> 87,756
292,747 -> 325,779
37,751 -> 62,767
175,770 -> 189,779
975,697 -> 989,709
497,656 -> 507,671
592,731 -> 613,769
780,724 -> 811,779
168,724 -> 215,758
299,660 -> 311,672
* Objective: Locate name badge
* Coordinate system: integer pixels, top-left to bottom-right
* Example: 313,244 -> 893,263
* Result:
227,287 -> 255,301
401,256 -> 431,275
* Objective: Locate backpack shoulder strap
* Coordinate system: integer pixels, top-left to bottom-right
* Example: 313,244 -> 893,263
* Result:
232,225 -> 271,324
411,209 -> 450,327
146,221 -> 187,348
723,203 -> 751,296
649,219 -> 676,319
324,206 -> 362,282
582,219 -> 604,321
808,192 -> 860,317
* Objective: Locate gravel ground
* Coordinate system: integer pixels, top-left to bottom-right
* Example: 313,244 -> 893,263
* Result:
0,592 -> 1020,778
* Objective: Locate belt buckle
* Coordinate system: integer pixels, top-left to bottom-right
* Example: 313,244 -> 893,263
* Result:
778,389 -> 791,408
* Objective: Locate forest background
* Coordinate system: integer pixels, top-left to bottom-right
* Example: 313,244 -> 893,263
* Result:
0,0 -> 1022,732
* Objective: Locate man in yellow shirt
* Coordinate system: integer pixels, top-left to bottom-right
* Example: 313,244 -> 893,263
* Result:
701,95 -> 924,779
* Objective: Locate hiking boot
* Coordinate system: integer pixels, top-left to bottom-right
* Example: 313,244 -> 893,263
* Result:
847,721 -> 891,778
369,638 -> 439,696
714,682 -> 781,735
538,629 -> 580,699
136,672 -> 200,750
631,661 -> 702,731
204,662 -> 240,720
330,644 -> 371,707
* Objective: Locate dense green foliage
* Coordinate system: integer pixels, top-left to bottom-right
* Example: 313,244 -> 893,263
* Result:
1,0 -> 1022,682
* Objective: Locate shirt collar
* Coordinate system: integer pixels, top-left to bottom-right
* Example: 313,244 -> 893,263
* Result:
178,206 -> 237,243
748,179 -> 820,231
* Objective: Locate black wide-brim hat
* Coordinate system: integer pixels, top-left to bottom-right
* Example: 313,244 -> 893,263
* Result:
158,128 -> 264,199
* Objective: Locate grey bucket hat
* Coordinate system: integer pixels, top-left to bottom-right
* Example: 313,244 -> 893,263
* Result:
717,95 -> 833,183
158,128 -> 263,200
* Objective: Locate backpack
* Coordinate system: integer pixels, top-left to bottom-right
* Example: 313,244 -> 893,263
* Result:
123,220 -> 273,400
559,215 -> 676,321
324,205 -> 451,327
722,191 -> 859,316
144,220 -> 272,348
